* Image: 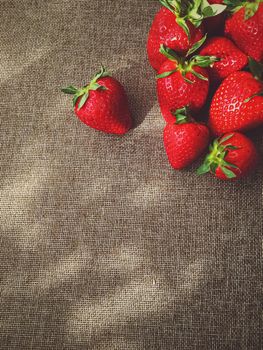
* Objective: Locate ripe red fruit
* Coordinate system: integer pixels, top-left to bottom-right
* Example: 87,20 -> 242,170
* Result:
197,132 -> 259,180
61,67 -> 132,135
209,63 -> 263,135
224,1 -> 263,62
200,36 -> 248,83
147,0 -> 226,70
157,37 -> 217,123
147,7 -> 203,71
163,107 -> 210,169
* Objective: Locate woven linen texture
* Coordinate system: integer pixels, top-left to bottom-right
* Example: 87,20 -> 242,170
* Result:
0,1 -> 262,349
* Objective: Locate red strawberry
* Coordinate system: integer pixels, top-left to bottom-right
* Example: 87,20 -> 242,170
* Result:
197,132 -> 259,180
164,107 -> 210,169
224,1 -> 263,62
62,67 -> 132,135
200,36 -> 248,83
147,0 -> 226,70
209,60 -> 263,135
157,37 -> 218,123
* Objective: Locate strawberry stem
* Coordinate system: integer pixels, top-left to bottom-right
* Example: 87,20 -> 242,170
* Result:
159,44 -> 182,63
172,106 -> 191,124
186,34 -> 207,57
197,134 -> 239,178
61,66 -> 109,110
223,0 -> 262,19
157,43 -> 218,82
158,0 -> 226,36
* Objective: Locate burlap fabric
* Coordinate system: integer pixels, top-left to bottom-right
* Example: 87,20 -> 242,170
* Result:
0,1 -> 262,349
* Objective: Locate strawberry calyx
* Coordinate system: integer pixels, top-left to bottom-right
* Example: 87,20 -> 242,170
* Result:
172,106 -> 192,124
159,0 -> 226,37
156,36 -> 219,83
61,66 -> 109,110
223,0 -> 262,20
197,134 -> 240,178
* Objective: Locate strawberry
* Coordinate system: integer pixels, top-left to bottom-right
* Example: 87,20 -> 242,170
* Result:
62,67 -> 132,135
164,107 -> 210,169
209,59 -> 263,135
156,36 -> 218,123
147,0 -> 226,70
197,132 -> 259,180
224,0 -> 263,62
200,36 -> 248,83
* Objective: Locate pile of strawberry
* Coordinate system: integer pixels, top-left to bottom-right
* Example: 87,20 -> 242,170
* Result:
62,0 -> 263,181
148,0 -> 263,180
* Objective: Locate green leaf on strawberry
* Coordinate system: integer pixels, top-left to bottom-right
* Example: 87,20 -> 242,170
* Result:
223,0 -> 261,19
186,34 -> 207,57
171,106 -> 191,124
72,94 -> 79,107
156,69 -> 178,79
191,70 -> 208,81
78,93 -> 89,110
202,6 -> 214,17
61,66 -> 110,110
61,86 -> 78,94
219,133 -> 234,144
191,55 -> 220,67
176,18 -> 190,39
197,134 -> 240,179
159,44 -> 181,62
157,39 -> 218,83
157,0 -> 226,36
200,0 -> 227,24
220,166 -> 237,178
245,1 -> 260,19
196,162 -> 211,175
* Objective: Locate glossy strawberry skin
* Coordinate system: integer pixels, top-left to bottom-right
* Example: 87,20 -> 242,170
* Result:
215,132 -> 259,180
157,61 -> 210,123
200,37 -> 248,83
225,3 -> 263,62
164,122 -> 210,169
209,71 -> 263,135
75,77 -> 132,135
147,7 -> 204,71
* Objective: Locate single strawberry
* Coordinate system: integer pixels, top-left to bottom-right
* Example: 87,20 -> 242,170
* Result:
197,132 -> 259,180
200,36 -> 248,83
164,107 -> 210,169
204,0 -> 226,35
61,67 -> 132,135
157,36 -> 218,123
147,0 -> 226,70
224,0 -> 263,62
209,59 -> 263,135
